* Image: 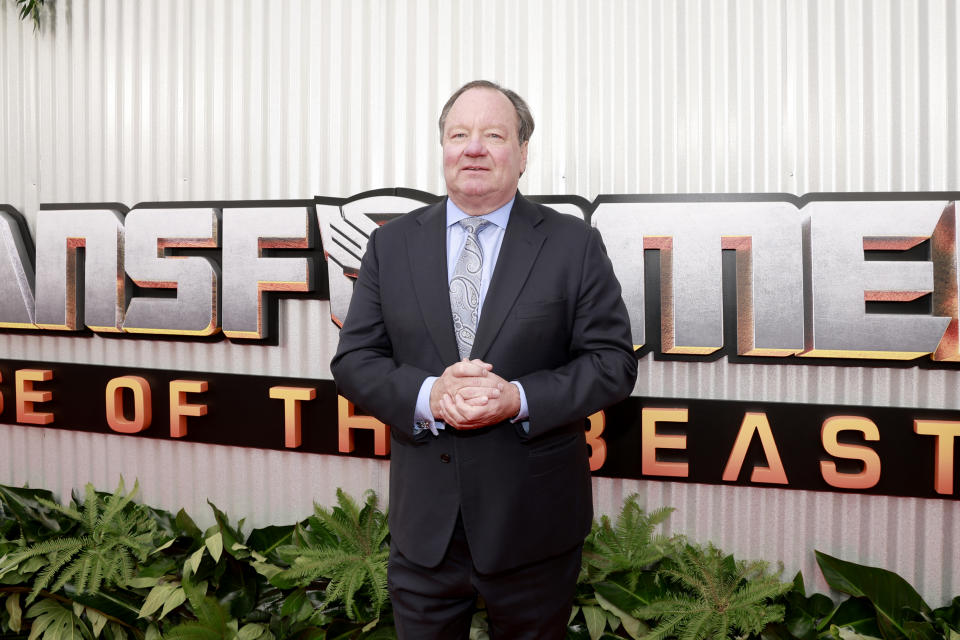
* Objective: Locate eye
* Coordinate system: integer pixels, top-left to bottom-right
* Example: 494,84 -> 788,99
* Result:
450,132 -> 467,140
488,132 -> 504,140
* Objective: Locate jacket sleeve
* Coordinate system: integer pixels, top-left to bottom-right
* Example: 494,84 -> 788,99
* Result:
330,227 -> 431,440
516,226 -> 638,439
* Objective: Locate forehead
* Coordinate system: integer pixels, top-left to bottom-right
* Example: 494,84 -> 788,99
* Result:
444,88 -> 519,132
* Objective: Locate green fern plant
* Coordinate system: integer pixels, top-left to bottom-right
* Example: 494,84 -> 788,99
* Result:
634,543 -> 792,640
272,489 -> 388,622
582,496 -> 676,587
570,496 -> 676,639
0,479 -> 167,604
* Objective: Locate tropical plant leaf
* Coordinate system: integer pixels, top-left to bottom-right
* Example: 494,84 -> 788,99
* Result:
86,607 -> 108,637
781,572 -> 837,640
902,618 -> 940,640
279,587 -> 312,623
0,486 -> 72,543
214,552 -> 259,620
24,597 -> 93,640
816,551 -> 931,638
164,596 -> 232,640
187,547 -> 205,575
204,533 -> 223,564
830,597 -> 884,638
594,571 -> 660,614
70,588 -> 149,627
175,510 -> 203,542
206,502 -> 244,559
595,590 -> 647,639
933,597 -> 960,634
138,583 -> 176,618
5,591 -> 23,632
246,525 -> 297,560
582,604 -> 608,640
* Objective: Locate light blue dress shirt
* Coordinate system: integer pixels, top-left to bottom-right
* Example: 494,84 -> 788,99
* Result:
413,197 -> 530,435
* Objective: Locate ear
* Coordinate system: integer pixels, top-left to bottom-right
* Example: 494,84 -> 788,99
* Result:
519,141 -> 529,176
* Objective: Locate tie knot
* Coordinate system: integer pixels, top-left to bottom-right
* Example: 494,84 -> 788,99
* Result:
459,218 -> 489,237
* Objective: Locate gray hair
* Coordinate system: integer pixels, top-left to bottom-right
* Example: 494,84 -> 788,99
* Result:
438,80 -> 535,145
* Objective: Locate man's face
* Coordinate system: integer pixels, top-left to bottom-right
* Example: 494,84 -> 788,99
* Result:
442,88 -> 528,216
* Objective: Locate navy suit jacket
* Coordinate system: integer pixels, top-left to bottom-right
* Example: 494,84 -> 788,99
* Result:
331,193 -> 637,573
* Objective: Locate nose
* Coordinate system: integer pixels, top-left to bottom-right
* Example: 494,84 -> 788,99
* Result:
464,135 -> 485,156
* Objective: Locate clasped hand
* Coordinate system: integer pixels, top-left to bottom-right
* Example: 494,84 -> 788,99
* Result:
429,359 -> 521,430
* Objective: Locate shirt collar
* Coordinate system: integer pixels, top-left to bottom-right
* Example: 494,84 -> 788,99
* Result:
445,195 -> 515,230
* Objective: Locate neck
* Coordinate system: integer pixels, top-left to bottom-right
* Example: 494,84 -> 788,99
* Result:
449,194 -> 514,216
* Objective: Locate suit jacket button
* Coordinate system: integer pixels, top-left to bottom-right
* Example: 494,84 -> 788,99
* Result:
440,453 -> 451,463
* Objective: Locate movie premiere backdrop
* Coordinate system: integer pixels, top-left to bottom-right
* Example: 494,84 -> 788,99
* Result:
1,0 -> 959,602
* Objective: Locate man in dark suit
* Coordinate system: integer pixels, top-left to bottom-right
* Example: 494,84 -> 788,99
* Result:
331,80 -> 637,638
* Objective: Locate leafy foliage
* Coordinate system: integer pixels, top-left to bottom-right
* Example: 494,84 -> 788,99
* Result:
0,479 -> 166,604
582,496 -> 676,586
12,0 -> 47,30
773,572 -> 840,640
572,495 -> 676,639
274,489 -> 389,622
3,479 -> 960,639
22,598 -> 89,640
634,543 -> 792,640
815,550 -> 958,640
0,486 -> 73,546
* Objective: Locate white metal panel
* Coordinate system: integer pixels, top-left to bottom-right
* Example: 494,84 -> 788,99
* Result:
1,0 -> 959,606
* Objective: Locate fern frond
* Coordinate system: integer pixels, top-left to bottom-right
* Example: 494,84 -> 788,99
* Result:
280,490 -> 389,621
635,543 -> 791,640
31,548 -> 81,599
34,496 -> 83,522
50,553 -> 85,594
583,495 -> 677,586
9,479 -> 161,599
8,535 -> 84,562
83,484 -> 100,536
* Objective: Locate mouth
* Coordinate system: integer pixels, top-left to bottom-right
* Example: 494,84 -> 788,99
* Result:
462,165 -> 489,172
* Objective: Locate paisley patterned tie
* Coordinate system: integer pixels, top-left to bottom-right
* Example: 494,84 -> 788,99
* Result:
450,218 -> 489,359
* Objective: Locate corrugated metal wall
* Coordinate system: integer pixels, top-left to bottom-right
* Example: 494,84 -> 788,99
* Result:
1,0 -> 958,604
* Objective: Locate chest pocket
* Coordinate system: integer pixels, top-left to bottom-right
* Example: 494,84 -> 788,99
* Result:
515,298 -> 567,320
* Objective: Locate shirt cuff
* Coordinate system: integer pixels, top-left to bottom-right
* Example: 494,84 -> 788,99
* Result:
414,376 -> 442,436
510,381 -> 530,433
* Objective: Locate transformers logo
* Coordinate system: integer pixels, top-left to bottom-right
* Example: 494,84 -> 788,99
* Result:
2,192 -> 960,363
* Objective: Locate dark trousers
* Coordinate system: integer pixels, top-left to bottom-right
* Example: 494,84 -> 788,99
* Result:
388,514 -> 582,639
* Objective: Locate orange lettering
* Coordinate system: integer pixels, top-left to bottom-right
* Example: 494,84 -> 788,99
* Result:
338,395 -> 389,456
641,407 -> 688,477
914,419 -> 960,495
269,386 -> 316,448
722,412 -> 788,484
586,411 -> 607,471
820,416 -> 881,490
15,369 -> 54,425
105,376 -> 152,434
169,380 -> 208,438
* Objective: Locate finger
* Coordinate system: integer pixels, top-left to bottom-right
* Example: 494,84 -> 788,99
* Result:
441,393 -> 467,427
451,360 -> 489,377
457,386 -> 501,401
446,377 -> 502,397
452,396 -> 493,428
460,394 -> 490,407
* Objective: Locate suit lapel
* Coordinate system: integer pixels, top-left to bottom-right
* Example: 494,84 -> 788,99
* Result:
472,196 -> 546,360
407,200 -> 461,364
